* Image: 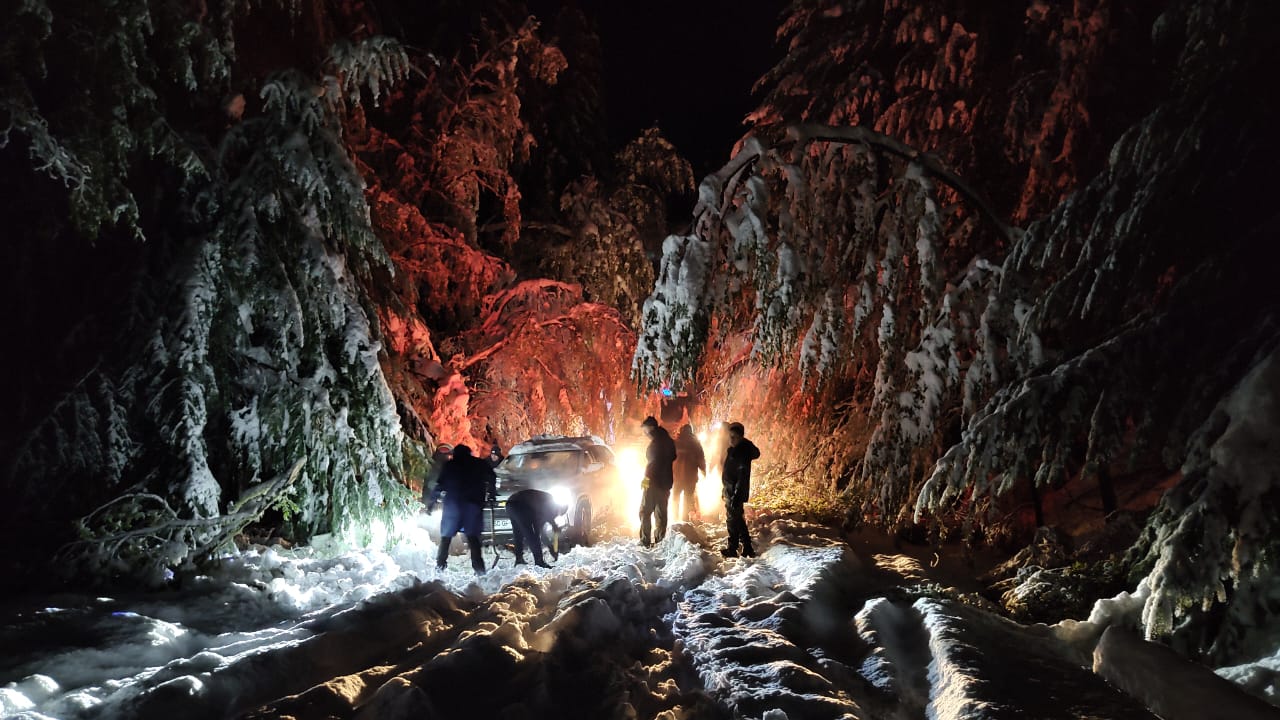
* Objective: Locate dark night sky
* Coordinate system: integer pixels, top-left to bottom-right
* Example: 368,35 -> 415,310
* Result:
540,0 -> 788,178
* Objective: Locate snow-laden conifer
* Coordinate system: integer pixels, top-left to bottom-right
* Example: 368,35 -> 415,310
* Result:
3,0 -> 417,583
636,0 -> 1279,667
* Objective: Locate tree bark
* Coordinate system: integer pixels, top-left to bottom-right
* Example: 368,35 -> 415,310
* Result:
1098,465 -> 1118,517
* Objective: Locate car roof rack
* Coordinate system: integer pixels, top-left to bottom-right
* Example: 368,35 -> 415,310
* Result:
509,434 -> 609,453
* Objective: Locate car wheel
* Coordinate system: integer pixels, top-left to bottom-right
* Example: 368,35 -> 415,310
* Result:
572,497 -> 592,547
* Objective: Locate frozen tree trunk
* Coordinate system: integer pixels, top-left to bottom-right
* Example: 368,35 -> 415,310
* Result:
1092,626 -> 1280,720
1097,466 -> 1118,517
1029,479 -> 1045,527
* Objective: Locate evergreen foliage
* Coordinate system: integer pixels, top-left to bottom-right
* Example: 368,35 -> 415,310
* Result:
544,127 -> 692,329
463,280 -> 637,443
351,4 -> 648,452
1,0 -> 417,584
1,0 -> 223,239
1127,346 -> 1280,665
635,0 -> 1280,665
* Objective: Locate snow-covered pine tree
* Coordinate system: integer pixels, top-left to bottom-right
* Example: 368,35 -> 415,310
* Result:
362,14 -> 566,249
512,6 -> 611,226
2,1 -> 418,584
636,0 -> 1280,667
350,9 -> 570,449
352,6 -> 646,453
463,280 -> 636,444
632,125 -> 995,523
917,0 -> 1280,665
543,128 -> 692,329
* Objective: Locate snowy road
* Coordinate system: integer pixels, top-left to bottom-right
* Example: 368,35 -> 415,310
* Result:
1,520 -> 1158,719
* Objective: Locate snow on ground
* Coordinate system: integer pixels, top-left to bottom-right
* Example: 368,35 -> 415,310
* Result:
0,517 -> 1246,719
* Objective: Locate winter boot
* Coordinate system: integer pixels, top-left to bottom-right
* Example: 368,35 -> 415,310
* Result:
535,558 -> 552,569
514,556 -> 527,565
741,543 -> 756,558
720,546 -> 738,558
467,534 -> 486,574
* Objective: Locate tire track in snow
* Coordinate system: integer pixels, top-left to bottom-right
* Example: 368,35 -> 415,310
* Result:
672,520 -> 904,720
674,520 -> 1165,720
109,520 -> 1162,720
219,525 -> 734,719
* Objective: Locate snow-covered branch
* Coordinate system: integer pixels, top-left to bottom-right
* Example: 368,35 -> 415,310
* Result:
57,459 -> 305,586
785,124 -> 1020,245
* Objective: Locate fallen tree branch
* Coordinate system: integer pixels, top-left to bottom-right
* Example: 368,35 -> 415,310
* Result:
56,458 -> 306,586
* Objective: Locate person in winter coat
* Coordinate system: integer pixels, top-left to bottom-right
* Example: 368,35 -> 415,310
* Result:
720,422 -> 761,557
672,424 -> 705,522
426,444 -> 496,574
505,488 -> 567,568
488,443 -> 505,468
639,415 -> 677,546
420,444 -> 453,507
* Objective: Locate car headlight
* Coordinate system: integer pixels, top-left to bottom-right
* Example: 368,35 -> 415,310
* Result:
549,485 -> 573,513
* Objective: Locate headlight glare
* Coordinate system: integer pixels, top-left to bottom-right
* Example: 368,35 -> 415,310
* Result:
549,485 -> 573,513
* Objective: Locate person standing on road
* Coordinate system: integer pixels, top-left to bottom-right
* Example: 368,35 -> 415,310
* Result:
488,443 -> 504,468
672,424 -> 705,522
505,488 -> 567,568
639,416 -> 676,547
426,444 -> 496,574
420,444 -> 453,508
720,422 -> 761,558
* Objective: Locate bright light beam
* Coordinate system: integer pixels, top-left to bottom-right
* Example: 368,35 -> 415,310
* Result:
612,446 -> 647,531
696,430 -> 724,522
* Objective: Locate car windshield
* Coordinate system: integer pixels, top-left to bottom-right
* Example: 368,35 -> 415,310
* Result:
504,449 -> 581,475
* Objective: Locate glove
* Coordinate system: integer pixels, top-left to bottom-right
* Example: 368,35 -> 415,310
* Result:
425,501 -> 439,514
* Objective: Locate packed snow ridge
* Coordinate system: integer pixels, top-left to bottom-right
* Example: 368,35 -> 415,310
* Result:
2,519 -> 1273,719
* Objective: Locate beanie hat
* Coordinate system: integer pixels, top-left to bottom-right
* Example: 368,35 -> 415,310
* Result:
641,416 -> 659,429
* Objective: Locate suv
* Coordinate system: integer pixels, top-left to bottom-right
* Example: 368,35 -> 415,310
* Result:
485,435 -> 618,549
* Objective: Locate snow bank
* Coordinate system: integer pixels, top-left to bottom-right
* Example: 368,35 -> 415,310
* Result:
914,598 -> 1158,719
1092,626 -> 1280,720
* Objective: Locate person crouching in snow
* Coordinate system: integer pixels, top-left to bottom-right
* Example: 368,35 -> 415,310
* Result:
426,444 -> 496,574
720,422 -> 761,557
505,488 -> 566,568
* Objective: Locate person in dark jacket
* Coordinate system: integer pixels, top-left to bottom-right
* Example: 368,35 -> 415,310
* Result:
672,424 -> 705,522
639,415 -> 677,546
426,444 -> 497,574
505,488 -> 567,568
420,444 -> 453,507
720,422 -> 761,557
488,443 -> 504,468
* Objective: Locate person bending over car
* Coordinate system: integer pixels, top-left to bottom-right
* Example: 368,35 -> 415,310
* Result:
505,488 -> 567,568
426,444 -> 496,574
